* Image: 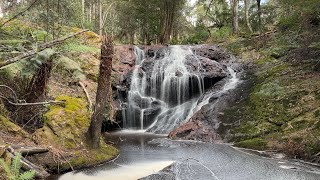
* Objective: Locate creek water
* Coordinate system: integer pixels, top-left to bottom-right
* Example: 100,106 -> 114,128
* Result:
58,45 -> 320,179
59,131 -> 320,180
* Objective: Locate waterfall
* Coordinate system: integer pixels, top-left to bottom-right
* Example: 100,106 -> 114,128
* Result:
123,45 -> 239,134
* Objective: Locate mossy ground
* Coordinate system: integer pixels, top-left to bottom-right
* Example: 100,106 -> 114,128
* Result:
222,35 -> 320,160
0,19 -> 118,176
31,95 -> 118,172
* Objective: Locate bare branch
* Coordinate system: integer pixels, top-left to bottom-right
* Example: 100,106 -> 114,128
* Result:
0,85 -> 18,100
0,95 -> 65,106
79,81 -> 92,111
0,29 -> 89,69
0,0 -> 39,28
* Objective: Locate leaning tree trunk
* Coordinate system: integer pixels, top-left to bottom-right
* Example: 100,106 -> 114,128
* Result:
86,36 -> 113,149
232,0 -> 239,34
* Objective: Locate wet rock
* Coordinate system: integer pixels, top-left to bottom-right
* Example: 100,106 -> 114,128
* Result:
143,107 -> 162,127
192,45 -> 232,63
169,115 -> 221,143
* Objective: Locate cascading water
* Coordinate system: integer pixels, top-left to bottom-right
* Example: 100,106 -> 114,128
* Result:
123,45 -> 239,134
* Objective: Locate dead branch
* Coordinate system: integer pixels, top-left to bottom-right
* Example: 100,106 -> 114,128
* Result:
10,146 -> 49,156
0,29 -> 89,68
58,152 -> 74,171
0,95 -> 65,106
0,85 -> 18,100
0,0 -> 39,28
5,146 -> 50,178
79,81 -> 92,110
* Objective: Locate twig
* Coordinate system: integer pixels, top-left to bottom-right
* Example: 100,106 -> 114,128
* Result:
0,85 -> 18,100
0,0 -> 39,28
22,111 -> 42,129
0,29 -> 89,68
58,152 -> 74,171
79,81 -> 92,110
0,95 -> 65,106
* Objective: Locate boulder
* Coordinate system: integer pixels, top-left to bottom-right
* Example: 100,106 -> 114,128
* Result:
169,105 -> 221,142
192,45 -> 232,63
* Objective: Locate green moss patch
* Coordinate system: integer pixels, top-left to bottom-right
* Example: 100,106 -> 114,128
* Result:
33,95 -> 90,149
63,143 -> 118,171
54,56 -> 86,81
234,138 -> 268,151
0,115 -> 29,138
31,95 -> 118,172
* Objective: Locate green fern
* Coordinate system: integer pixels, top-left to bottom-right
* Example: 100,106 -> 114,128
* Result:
11,153 -> 22,178
0,158 -> 11,177
0,153 -> 36,180
18,170 -> 36,180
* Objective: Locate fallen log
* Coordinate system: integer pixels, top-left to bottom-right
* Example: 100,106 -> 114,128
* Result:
0,29 -> 89,69
2,145 -> 49,156
5,146 -> 50,178
15,147 -> 49,156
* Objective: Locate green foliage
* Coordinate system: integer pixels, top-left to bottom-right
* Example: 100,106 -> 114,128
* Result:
31,30 -> 53,42
211,26 -> 232,42
0,153 -> 36,180
182,23 -> 209,44
62,43 -> 99,53
234,138 -> 268,150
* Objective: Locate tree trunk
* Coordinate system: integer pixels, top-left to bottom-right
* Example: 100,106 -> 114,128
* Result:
232,0 -> 239,34
160,0 -> 175,44
99,0 -> 103,36
256,0 -> 261,28
0,1 -> 5,17
13,57 -> 53,129
82,0 -> 85,23
86,36 -> 113,149
25,60 -> 53,103
245,0 -> 253,33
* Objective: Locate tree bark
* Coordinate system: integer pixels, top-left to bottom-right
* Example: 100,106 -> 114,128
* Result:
256,0 -> 261,28
86,36 -> 113,149
160,0 -> 175,44
232,0 -> 239,34
99,0 -> 103,36
82,0 -> 85,23
245,0 -> 253,33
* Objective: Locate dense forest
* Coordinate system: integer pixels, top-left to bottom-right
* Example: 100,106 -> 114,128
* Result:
0,0 -> 320,179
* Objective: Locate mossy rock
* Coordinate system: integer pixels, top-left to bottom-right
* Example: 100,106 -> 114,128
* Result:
61,143 -> 118,172
32,95 -> 90,149
0,115 -> 29,138
33,141 -> 118,173
234,138 -> 268,151
54,56 -> 86,81
31,95 -> 119,172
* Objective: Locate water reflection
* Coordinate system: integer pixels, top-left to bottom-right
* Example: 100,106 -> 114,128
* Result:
58,131 -> 172,180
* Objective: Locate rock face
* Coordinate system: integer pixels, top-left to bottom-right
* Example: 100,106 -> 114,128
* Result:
168,104 -> 221,143
192,45 -> 232,63
112,44 -> 241,137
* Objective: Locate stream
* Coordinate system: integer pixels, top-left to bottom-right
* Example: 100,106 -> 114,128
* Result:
59,131 -> 320,180
58,45 -> 320,179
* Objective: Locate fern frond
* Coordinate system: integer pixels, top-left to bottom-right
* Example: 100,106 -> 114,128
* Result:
18,170 -> 36,180
11,153 -> 22,178
0,158 -> 11,178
